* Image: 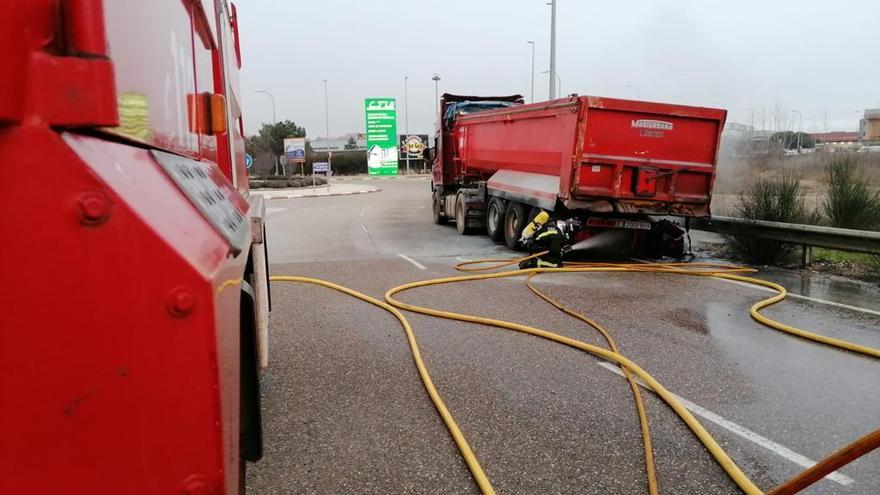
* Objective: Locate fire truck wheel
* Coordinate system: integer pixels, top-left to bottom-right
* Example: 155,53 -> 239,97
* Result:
239,458 -> 247,495
432,191 -> 447,225
455,194 -> 475,235
486,197 -> 507,242
504,201 -> 529,249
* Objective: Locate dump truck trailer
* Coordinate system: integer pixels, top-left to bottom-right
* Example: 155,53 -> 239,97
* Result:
431,93 -> 727,255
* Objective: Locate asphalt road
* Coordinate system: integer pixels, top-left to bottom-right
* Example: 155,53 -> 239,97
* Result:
249,178 -> 880,494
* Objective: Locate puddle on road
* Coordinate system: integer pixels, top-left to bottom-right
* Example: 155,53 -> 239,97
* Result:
754,267 -> 880,313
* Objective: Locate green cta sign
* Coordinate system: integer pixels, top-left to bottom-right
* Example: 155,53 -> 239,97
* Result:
364,98 -> 399,176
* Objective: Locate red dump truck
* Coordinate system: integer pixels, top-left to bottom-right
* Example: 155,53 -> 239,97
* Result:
431,93 -> 727,256
2,2 -> 267,494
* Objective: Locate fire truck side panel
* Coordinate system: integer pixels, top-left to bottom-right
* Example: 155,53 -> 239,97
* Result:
102,0 -> 201,158
1,128 -> 246,494
194,11 -> 219,167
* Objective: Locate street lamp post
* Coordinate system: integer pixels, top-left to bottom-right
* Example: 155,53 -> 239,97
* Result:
256,89 -> 276,124
256,89 -> 278,174
542,70 -> 561,98
526,41 -> 535,103
323,79 -> 331,178
547,0 -> 557,100
432,73 -> 441,129
404,76 -> 410,175
793,110 -> 803,152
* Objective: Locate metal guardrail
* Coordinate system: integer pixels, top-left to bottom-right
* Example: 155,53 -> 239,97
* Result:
691,216 -> 880,260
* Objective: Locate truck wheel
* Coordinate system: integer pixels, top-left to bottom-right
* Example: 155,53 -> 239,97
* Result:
504,202 -> 528,249
432,191 -> 446,225
486,197 -> 507,242
455,194 -> 474,235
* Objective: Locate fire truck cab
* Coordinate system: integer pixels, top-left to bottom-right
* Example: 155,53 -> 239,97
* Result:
1,1 -> 268,493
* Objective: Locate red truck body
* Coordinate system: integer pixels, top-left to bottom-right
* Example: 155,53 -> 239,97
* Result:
1,2 -> 267,494
432,94 -> 727,250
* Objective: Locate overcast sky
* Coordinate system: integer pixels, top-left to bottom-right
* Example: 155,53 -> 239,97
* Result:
236,0 -> 879,138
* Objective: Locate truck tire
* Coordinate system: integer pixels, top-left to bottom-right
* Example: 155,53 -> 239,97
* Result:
504,201 -> 529,249
432,191 -> 447,225
486,197 -> 507,242
455,194 -> 475,235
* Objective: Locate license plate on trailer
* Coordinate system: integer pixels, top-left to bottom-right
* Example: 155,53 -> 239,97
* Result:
586,218 -> 652,230
622,220 -> 651,230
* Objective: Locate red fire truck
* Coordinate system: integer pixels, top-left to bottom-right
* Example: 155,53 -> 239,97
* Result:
432,93 -> 727,256
1,2 -> 269,494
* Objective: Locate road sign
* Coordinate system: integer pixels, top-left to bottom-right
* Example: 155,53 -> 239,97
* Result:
283,137 -> 306,162
399,134 -> 428,159
312,162 -> 329,173
364,98 -> 398,176
245,153 -> 253,169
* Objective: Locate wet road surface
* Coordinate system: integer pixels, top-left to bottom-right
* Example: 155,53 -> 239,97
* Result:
249,179 -> 880,494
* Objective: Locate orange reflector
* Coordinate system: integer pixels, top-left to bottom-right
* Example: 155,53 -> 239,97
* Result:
210,94 -> 227,134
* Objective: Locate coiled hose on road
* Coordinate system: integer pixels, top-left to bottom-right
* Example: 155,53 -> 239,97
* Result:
270,255 -> 880,495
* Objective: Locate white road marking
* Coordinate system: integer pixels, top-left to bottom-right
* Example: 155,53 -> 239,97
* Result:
398,253 -> 427,270
596,362 -> 855,486
628,258 -> 880,317
711,277 -> 880,317
361,225 -> 369,233
360,204 -> 373,217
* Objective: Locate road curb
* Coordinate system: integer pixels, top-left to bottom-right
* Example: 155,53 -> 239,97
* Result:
330,175 -> 430,182
258,187 -> 382,200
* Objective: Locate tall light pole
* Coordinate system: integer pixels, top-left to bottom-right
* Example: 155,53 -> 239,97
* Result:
432,73 -> 441,128
792,109 -> 803,152
542,70 -> 561,98
257,90 -> 278,174
256,89 -> 276,124
323,79 -> 331,175
404,76 -> 410,175
526,41 -> 535,103
625,84 -> 641,99
547,0 -> 557,100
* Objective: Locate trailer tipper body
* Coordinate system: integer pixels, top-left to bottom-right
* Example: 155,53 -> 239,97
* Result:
432,94 -> 727,254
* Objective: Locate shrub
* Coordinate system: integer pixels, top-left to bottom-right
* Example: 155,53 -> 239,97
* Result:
823,157 -> 880,230
724,173 -> 815,264
307,151 -> 367,175
248,175 -> 328,189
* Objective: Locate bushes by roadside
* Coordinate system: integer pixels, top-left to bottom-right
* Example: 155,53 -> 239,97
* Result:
249,175 -> 327,189
823,157 -> 880,230
720,155 -> 880,277
724,172 -> 817,264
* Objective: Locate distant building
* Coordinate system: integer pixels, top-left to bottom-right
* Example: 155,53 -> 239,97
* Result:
310,133 -> 367,152
310,132 -> 435,152
861,108 -> 880,143
811,131 -> 861,144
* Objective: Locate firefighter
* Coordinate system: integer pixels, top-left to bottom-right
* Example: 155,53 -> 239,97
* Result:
518,210 -> 566,269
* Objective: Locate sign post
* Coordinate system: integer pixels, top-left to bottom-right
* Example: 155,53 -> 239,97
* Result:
283,137 -> 306,177
399,134 -> 429,173
364,98 -> 398,176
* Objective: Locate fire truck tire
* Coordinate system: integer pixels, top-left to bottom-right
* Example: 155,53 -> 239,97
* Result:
239,281 -> 263,465
455,194 -> 475,235
504,201 -> 529,249
486,197 -> 507,242
432,191 -> 447,225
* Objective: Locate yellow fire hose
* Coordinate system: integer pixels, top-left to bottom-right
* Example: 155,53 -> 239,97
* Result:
269,254 -> 880,495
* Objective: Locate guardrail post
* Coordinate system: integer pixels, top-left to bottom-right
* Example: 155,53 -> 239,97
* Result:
801,245 -> 812,269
